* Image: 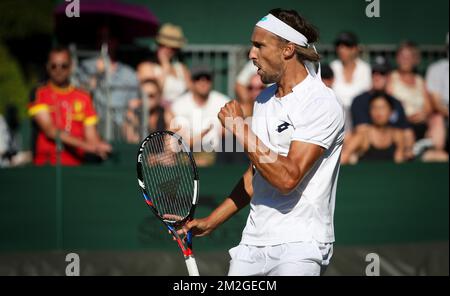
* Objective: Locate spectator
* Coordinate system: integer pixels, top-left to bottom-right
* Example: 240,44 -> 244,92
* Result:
136,23 -> 192,104
351,56 -> 409,132
76,29 -> 139,134
122,79 -> 174,143
240,73 -> 265,118
0,114 -> 9,167
321,64 -> 334,88
387,41 -> 448,161
330,32 -> 372,129
171,65 -> 229,166
341,93 -> 405,164
425,33 -> 449,155
0,105 -> 31,167
29,46 -> 111,166
426,33 -> 449,119
235,60 -> 258,102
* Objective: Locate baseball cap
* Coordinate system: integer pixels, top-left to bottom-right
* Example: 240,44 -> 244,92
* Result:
191,65 -> 213,81
371,55 -> 391,75
334,31 -> 359,47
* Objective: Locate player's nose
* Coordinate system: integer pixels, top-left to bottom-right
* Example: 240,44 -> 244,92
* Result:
249,46 -> 258,60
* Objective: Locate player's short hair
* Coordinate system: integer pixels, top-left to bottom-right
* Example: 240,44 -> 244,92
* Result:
269,8 -> 320,63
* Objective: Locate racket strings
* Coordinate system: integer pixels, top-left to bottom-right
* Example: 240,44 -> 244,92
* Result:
141,134 -> 194,223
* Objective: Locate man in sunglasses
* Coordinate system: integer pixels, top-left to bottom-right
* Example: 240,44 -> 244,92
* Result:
28,46 -> 112,166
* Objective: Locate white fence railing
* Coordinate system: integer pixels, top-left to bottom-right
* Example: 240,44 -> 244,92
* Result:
69,43 -> 447,142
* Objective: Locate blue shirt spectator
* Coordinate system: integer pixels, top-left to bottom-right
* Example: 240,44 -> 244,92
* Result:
351,56 -> 408,130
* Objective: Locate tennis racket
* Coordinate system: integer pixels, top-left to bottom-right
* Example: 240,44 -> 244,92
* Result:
136,130 -> 200,276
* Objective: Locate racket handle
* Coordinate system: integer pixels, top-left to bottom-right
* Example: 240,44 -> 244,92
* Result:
185,255 -> 200,276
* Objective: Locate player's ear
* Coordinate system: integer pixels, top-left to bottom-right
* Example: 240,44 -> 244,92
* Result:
282,43 -> 296,59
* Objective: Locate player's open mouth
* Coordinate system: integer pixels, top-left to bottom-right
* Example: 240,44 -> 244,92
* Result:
254,63 -> 262,74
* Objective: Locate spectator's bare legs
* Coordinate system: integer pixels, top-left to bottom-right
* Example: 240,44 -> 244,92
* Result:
404,128 -> 416,160
427,113 -> 447,150
422,113 -> 448,162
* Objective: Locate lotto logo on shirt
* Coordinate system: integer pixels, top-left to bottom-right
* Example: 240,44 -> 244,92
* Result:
276,121 -> 292,133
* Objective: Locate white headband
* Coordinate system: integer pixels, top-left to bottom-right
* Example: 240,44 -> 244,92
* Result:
256,14 -> 308,47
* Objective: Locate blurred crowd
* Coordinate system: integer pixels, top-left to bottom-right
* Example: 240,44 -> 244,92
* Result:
329,32 -> 449,164
0,23 -> 448,168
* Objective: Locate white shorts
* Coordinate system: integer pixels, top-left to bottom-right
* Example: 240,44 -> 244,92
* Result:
227,241 -> 333,276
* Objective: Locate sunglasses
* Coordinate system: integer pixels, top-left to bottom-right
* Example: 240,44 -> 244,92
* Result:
144,92 -> 159,99
49,63 -> 70,70
248,85 -> 265,91
193,75 -> 212,82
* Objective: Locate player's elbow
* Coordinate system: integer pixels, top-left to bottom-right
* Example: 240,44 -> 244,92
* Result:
278,178 -> 300,195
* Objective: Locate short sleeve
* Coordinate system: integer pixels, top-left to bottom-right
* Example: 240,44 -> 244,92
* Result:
83,95 -> 98,126
425,64 -> 440,94
290,98 -> 344,150
28,88 -> 51,117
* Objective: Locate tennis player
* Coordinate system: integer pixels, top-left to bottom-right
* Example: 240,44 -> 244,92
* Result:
181,8 -> 345,276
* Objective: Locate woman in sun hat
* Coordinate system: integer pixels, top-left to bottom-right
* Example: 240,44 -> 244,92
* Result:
137,23 -> 192,104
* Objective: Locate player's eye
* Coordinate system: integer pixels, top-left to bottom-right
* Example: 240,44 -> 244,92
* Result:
252,42 -> 262,49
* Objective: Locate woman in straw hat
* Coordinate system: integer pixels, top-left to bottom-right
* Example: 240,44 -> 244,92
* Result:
137,23 -> 192,104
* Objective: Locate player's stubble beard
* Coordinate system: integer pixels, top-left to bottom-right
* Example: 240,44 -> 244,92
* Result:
257,57 -> 284,84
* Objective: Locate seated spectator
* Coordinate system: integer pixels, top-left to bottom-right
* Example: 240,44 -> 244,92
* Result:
76,30 -> 139,135
387,41 -> 448,162
0,113 -> 9,167
330,32 -> 372,129
425,33 -> 449,156
136,23 -> 192,104
240,73 -> 265,118
235,60 -> 258,102
171,66 -> 229,166
122,79 -> 174,143
341,93 -> 405,164
0,105 -> 31,167
321,64 -> 334,88
426,33 -> 449,118
29,46 -> 111,166
351,56 -> 409,132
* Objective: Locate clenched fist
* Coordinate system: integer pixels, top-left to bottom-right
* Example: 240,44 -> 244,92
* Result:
218,100 -> 245,133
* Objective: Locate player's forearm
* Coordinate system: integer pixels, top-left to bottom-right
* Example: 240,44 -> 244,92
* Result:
206,197 -> 245,230
235,122 -> 300,194
207,175 -> 252,229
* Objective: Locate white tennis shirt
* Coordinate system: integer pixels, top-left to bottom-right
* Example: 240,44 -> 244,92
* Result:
240,74 -> 345,245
